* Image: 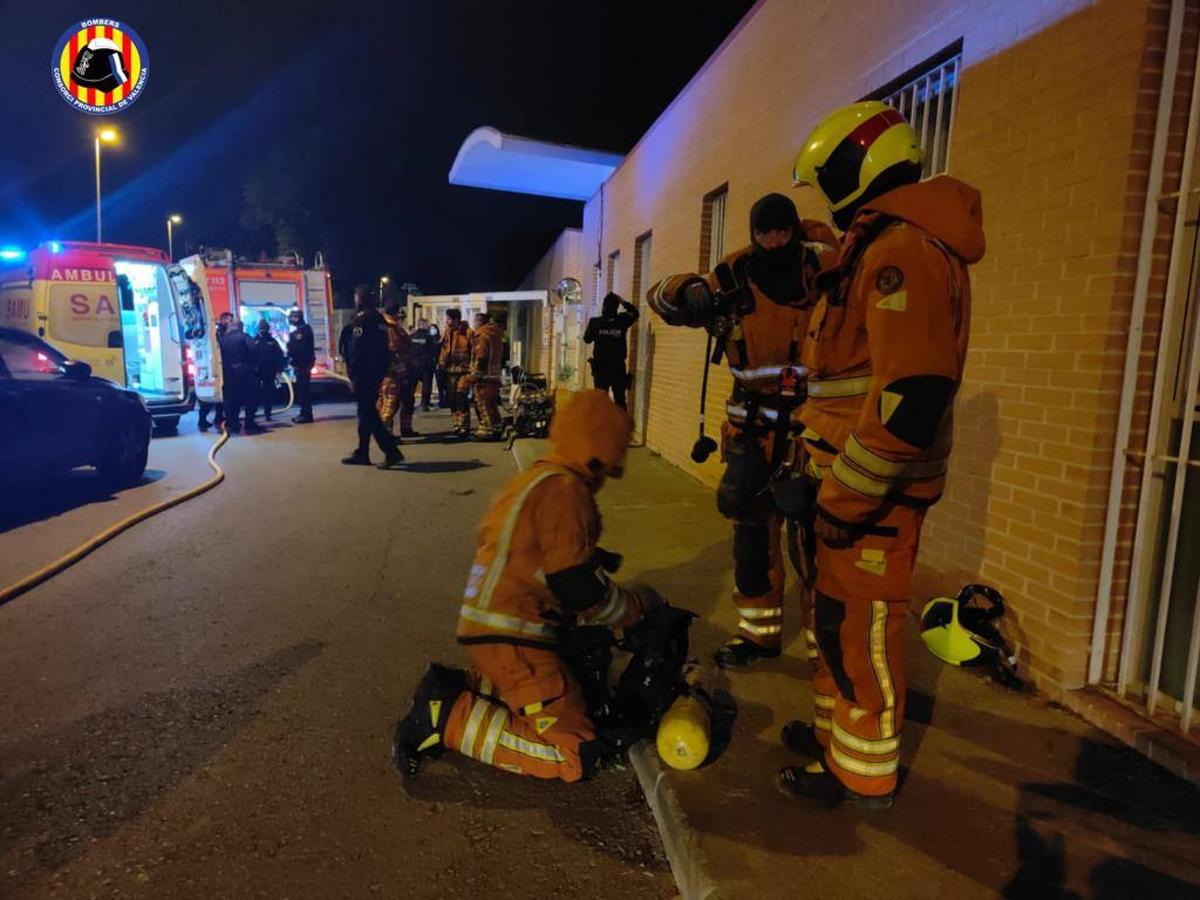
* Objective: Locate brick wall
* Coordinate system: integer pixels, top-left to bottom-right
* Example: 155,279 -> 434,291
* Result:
574,0 -> 1168,694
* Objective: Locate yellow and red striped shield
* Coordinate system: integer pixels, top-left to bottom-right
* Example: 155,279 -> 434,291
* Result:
51,19 -> 149,115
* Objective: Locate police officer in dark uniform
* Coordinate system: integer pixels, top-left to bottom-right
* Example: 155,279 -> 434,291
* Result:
252,319 -> 286,421
408,317 -> 438,412
198,312 -> 232,432
583,293 -> 639,409
218,320 -> 262,435
287,309 -> 316,423
343,286 -> 404,468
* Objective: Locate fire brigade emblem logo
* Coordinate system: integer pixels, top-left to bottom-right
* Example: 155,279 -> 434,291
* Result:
876,266 -> 905,295
51,19 -> 149,115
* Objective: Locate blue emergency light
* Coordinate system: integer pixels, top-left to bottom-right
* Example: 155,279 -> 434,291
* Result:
0,247 -> 26,261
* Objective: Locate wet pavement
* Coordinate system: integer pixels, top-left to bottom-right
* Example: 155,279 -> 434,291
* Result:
0,405 -> 673,899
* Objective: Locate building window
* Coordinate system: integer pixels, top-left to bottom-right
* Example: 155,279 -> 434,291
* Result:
633,232 -> 652,303
868,40 -> 962,177
606,250 -> 620,296
698,184 -> 728,273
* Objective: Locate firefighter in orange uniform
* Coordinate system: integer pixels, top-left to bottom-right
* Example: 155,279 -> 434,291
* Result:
392,390 -> 663,782
470,311 -> 504,440
776,102 -> 984,808
439,309 -> 474,438
378,301 -> 415,442
648,194 -> 837,669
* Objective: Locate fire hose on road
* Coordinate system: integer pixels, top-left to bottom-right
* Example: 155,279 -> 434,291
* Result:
0,431 -> 231,606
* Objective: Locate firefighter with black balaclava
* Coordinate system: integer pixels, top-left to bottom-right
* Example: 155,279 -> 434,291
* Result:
648,194 -> 837,669
583,293 -> 639,409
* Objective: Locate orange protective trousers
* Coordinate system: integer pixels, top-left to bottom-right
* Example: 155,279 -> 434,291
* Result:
442,643 -> 594,782
472,380 -> 501,435
810,503 -> 924,797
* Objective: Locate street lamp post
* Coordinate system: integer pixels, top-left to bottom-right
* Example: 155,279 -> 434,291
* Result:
379,275 -> 390,302
94,127 -> 119,243
166,214 -> 182,260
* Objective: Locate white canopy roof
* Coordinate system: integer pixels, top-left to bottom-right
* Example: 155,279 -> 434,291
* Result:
448,127 -> 622,201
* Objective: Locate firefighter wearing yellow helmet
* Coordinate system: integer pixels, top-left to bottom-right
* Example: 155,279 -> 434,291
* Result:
392,390 -> 665,782
777,101 -> 984,808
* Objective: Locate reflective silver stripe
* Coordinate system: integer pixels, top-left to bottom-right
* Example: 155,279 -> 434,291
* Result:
737,606 -> 784,620
479,706 -> 509,765
729,364 -> 807,383
832,720 -> 900,756
479,675 -> 494,697
870,600 -> 897,739
458,604 -> 557,639
476,468 -> 566,609
498,731 -> 565,763
460,696 -> 491,758
830,743 -> 899,777
739,619 -> 783,636
808,376 -> 871,398
845,434 -> 906,479
832,455 -> 891,498
726,402 -> 780,423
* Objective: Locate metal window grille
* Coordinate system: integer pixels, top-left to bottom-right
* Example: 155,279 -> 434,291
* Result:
880,52 -> 961,177
606,250 -> 619,295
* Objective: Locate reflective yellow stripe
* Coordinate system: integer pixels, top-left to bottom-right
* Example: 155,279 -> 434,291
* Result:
458,604 -> 557,639
479,676 -> 494,697
479,706 -> 509,765
806,458 -> 830,480
814,715 -> 832,732
832,456 -> 891,498
871,600 -> 897,739
814,694 -> 836,710
460,696 -> 491,758
830,743 -> 899,777
737,606 -> 784,620
832,720 -> 900,756
739,619 -> 782,636
476,468 -> 566,609
808,376 -> 871,398
845,434 -> 905,479
730,365 -> 806,383
498,731 -> 566,763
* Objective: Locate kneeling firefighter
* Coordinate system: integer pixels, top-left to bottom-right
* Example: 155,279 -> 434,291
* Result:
648,194 -> 837,669
777,102 -> 984,808
392,390 -> 671,782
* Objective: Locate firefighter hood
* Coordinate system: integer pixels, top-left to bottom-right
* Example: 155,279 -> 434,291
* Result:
544,389 -> 633,485
859,175 -> 985,264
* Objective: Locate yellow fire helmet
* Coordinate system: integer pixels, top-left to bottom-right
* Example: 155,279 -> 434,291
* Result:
656,691 -> 711,771
921,584 -> 1023,688
792,101 -> 923,230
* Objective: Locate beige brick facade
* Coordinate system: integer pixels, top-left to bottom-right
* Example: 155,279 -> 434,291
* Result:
564,0 -> 1182,694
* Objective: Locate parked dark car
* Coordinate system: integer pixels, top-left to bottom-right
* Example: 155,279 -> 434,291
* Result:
0,327 -> 151,488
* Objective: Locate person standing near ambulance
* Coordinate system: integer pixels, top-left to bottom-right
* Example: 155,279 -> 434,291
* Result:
777,102 -> 983,808
440,309 -> 473,438
392,390 -> 664,783
648,194 -> 837,669
469,311 -> 504,440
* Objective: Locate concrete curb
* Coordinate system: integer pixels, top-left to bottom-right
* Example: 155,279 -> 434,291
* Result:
509,440 -> 721,899
628,741 -> 723,900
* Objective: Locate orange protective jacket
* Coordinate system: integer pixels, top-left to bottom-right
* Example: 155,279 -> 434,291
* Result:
440,322 -> 473,374
456,456 -> 641,649
647,222 -> 837,431
471,321 -> 504,382
800,176 -> 985,525
382,312 -> 412,381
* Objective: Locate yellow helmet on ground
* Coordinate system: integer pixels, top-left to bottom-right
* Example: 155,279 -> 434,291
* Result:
792,101 -> 923,230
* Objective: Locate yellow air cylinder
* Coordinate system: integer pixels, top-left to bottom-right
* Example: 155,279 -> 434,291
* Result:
656,692 -> 711,771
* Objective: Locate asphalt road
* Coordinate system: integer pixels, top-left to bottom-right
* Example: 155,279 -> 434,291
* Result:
0,404 -> 673,899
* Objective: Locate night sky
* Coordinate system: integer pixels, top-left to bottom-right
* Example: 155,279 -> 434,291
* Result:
0,1 -> 755,302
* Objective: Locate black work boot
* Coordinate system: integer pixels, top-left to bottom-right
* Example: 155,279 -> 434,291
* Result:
392,663 -> 468,779
377,449 -> 405,469
777,761 -> 894,810
342,449 -> 372,466
714,637 -> 780,669
781,719 -> 824,759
